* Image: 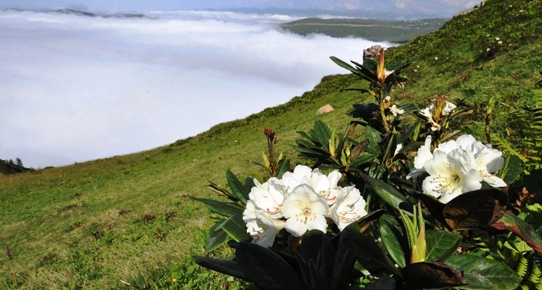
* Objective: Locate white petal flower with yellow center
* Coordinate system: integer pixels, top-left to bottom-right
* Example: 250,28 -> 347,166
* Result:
440,135 -> 506,188
329,186 -> 367,230
281,184 -> 329,237
248,177 -> 286,219
422,149 -> 483,203
243,200 -> 286,247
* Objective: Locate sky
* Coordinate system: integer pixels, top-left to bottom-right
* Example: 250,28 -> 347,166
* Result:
0,1 -> 478,168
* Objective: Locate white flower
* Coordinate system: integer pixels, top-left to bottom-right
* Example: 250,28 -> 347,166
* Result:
409,134 -> 506,203
475,146 -> 506,187
422,149 -> 483,203
442,101 -> 457,116
282,165 -> 343,205
390,104 -> 404,116
248,177 -> 286,219
394,143 -> 403,157
243,200 -> 286,247
329,186 -> 367,230
384,95 -> 391,102
309,168 -> 342,205
452,137 -> 506,187
419,105 -> 441,131
439,135 -> 507,187
407,135 -> 433,180
281,184 -> 329,237
280,165 -> 312,192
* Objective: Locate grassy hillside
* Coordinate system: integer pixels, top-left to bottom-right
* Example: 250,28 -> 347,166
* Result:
1,0 -> 542,288
280,18 -> 445,43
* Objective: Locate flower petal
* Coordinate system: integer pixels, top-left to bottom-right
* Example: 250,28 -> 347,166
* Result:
407,135 -> 433,180
282,184 -> 329,237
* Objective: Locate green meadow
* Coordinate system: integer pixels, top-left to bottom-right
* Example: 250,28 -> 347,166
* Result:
1,0 -> 542,288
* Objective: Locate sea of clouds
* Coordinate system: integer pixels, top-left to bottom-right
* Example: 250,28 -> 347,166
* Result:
0,9 -> 393,168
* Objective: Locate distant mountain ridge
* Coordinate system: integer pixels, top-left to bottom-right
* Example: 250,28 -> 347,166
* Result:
223,7 -> 445,20
279,17 -> 446,43
2,8 -> 147,19
2,6 -> 444,21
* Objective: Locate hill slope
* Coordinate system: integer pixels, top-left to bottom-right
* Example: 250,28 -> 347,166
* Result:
1,0 -> 541,288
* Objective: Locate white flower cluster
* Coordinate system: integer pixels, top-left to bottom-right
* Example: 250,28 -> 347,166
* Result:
243,165 -> 367,247
419,101 -> 456,131
407,134 -> 507,203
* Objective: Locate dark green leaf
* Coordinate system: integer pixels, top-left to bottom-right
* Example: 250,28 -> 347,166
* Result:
397,142 -> 424,155
350,153 -> 377,169
192,255 -> 248,281
357,209 -> 386,233
312,120 -> 332,150
243,177 -> 256,196
298,230 -> 335,289
350,60 -> 378,82
276,159 -> 290,178
189,196 -> 244,217
331,228 -> 359,290
425,231 -> 462,262
418,194 -> 446,228
330,56 -> 362,76
297,130 -> 313,141
500,154 -> 523,184
398,103 -> 418,115
292,146 -> 327,158
364,175 -> 409,211
386,61 -> 411,72
404,122 -> 423,143
379,214 -> 406,268
365,126 -> 382,155
445,255 -> 521,289
401,261 -> 466,289
342,223 -> 402,277
221,213 -> 250,242
491,212 -> 542,253
443,189 -> 507,230
208,180 -> 236,201
226,170 -> 249,204
205,221 -> 229,252
235,242 -> 305,290
365,274 -> 396,290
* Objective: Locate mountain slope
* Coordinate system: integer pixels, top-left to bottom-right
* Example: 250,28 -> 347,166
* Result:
1,0 -> 541,288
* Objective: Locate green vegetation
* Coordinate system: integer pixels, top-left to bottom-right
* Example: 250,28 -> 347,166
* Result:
280,18 -> 445,42
0,158 -> 32,175
1,0 -> 542,288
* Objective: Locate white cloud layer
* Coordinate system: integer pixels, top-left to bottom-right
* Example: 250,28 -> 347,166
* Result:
0,10 -> 392,168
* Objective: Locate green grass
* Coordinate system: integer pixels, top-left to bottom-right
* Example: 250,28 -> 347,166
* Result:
1,0 -> 542,288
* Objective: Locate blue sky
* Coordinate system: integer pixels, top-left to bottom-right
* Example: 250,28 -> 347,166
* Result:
1,0 -> 480,17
